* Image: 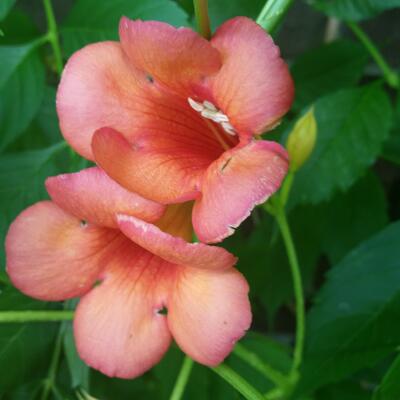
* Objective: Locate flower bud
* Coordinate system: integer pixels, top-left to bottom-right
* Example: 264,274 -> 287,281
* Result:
286,107 -> 317,171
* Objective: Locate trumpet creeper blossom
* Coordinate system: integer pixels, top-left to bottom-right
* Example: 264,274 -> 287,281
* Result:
5,167 -> 251,379
57,16 -> 293,243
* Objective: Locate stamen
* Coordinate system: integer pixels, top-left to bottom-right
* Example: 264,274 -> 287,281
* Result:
204,119 -> 230,151
221,122 -> 236,136
203,100 -> 217,111
201,108 -> 219,120
213,113 -> 229,123
187,97 -> 237,137
188,97 -> 204,112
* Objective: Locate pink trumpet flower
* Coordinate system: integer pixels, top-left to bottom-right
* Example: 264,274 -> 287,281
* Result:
57,16 -> 294,243
5,167 -> 251,379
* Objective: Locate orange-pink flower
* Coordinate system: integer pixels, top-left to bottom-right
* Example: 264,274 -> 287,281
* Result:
5,167 -> 251,378
57,16 -> 294,243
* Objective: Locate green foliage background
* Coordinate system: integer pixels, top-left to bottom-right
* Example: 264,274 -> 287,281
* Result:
0,0 -> 399,399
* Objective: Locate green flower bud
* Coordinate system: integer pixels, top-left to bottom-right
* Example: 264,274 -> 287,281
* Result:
286,107 -> 317,171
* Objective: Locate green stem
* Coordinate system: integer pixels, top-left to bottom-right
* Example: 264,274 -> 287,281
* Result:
274,203 -> 305,374
233,343 -> 288,388
280,170 -> 294,207
256,0 -> 295,34
43,0 -> 63,75
41,328 -> 64,400
347,21 -> 399,89
0,310 -> 74,323
193,0 -> 211,39
169,356 -> 194,400
212,364 -> 265,400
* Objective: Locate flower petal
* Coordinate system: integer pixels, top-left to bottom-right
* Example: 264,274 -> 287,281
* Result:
74,244 -> 172,379
193,140 -> 289,243
5,201 -> 118,301
46,167 -> 165,228
57,41 -> 137,160
168,268 -> 251,365
119,17 -> 221,94
117,214 -> 236,271
92,127 -> 211,204
57,41 -> 224,163
210,17 -> 294,138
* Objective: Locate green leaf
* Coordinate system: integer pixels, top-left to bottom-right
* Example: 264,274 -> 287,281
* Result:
2,380 -> 43,400
320,171 -> 388,263
231,332 -> 292,381
61,0 -> 188,57
308,0 -> 400,21
89,369 -> 159,399
0,142 -> 65,216
0,143 -> 66,266
208,0 -> 264,30
291,84 -> 392,206
0,42 -> 38,88
224,206 -> 322,321
382,132 -> 400,165
0,9 -> 40,45
63,322 -> 90,390
0,286 -> 58,392
0,44 -> 45,150
373,353 -> 400,400
154,347 -> 211,400
7,86 -> 65,152
296,221 -> 400,395
0,0 -> 16,21
316,380 -> 371,400
248,171 -> 386,318
382,93 -> 400,165
291,40 -> 369,110
35,86 -> 63,144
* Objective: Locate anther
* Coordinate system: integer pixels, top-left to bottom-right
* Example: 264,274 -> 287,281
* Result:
188,97 -> 237,136
188,97 -> 204,112
221,122 -> 236,136
203,100 -> 217,111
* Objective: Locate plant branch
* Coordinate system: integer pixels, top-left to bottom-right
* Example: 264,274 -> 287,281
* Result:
169,356 -> 194,400
193,0 -> 211,39
347,21 -> 399,89
43,0 -> 63,75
